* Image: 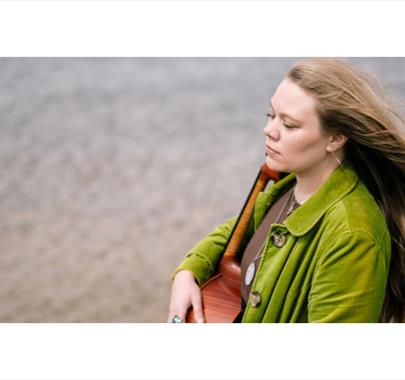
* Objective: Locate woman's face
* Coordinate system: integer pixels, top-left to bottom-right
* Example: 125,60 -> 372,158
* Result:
264,78 -> 333,175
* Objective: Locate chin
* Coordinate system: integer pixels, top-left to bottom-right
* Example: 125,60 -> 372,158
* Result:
265,155 -> 288,173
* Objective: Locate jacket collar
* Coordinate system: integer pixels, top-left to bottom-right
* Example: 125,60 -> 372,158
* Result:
254,161 -> 359,237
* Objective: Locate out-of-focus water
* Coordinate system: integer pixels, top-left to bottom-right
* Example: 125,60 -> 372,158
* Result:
0,58 -> 404,321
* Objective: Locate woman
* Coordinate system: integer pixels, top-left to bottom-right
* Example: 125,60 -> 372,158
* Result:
167,58 -> 405,323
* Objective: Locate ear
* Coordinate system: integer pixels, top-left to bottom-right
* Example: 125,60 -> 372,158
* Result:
326,134 -> 348,153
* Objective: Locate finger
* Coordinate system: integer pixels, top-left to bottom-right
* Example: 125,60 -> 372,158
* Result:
167,307 -> 187,323
191,292 -> 205,323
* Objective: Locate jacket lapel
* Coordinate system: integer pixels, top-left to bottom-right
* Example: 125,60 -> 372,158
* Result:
284,161 -> 358,236
253,162 -> 359,236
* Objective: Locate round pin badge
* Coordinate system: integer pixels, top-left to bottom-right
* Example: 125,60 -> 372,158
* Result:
245,262 -> 255,286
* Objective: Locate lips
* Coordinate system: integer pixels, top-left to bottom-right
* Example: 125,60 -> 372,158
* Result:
266,145 -> 280,155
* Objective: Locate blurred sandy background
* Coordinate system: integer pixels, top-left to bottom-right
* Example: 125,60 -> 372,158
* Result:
0,58 -> 404,322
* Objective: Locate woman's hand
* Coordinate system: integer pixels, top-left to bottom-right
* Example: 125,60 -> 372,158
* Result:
167,270 -> 205,323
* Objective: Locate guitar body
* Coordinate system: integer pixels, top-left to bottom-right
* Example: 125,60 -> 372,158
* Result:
186,257 -> 242,323
185,163 -> 280,323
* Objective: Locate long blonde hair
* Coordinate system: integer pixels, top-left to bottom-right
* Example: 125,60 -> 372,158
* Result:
287,58 -> 405,322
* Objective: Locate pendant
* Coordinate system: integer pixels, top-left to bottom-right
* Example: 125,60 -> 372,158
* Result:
245,262 -> 255,286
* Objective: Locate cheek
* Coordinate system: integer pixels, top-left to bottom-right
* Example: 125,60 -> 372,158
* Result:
287,133 -> 328,156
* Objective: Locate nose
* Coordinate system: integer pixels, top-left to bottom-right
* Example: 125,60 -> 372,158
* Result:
263,117 -> 280,141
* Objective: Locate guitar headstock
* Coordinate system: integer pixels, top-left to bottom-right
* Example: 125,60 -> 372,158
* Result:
261,163 -> 280,182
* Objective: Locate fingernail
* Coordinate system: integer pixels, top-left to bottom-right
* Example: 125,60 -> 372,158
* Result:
196,317 -> 205,323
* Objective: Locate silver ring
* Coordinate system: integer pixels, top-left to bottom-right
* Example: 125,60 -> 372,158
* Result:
171,315 -> 184,323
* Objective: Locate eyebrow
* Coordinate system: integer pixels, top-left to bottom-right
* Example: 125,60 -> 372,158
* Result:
269,101 -> 301,124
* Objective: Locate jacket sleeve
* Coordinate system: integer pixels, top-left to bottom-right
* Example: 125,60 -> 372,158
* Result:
308,230 -> 390,323
172,217 -> 238,287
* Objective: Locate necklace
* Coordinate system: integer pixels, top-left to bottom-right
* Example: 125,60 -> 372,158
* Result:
286,191 -> 301,216
244,187 -> 296,286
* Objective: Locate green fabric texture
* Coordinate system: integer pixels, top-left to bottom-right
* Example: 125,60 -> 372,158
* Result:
174,161 -> 391,322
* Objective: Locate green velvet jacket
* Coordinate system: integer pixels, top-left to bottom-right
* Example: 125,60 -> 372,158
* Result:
174,162 -> 391,322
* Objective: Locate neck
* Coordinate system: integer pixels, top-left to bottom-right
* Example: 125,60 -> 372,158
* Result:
294,160 -> 340,203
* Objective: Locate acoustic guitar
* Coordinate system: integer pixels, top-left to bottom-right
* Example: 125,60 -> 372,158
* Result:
186,163 -> 280,323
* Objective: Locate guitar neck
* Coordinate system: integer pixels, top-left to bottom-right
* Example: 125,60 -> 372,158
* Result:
223,164 -> 279,259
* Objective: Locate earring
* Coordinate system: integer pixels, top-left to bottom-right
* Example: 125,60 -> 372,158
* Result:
331,151 -> 342,166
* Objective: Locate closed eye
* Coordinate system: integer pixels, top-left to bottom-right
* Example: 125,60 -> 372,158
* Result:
283,122 -> 297,129
266,112 -> 297,129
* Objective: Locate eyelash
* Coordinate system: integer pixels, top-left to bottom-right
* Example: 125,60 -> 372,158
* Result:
266,113 -> 296,129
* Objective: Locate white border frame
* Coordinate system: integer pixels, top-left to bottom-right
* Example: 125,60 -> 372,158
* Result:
0,1 -> 404,380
